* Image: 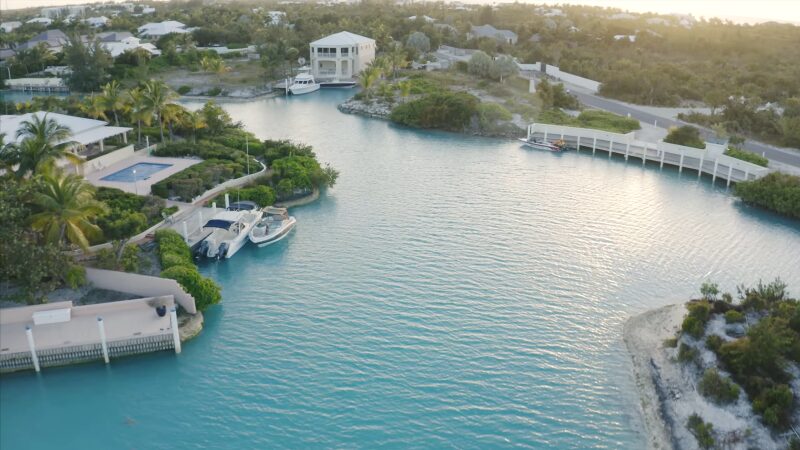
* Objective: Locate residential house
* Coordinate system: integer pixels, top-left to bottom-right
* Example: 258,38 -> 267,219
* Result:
266,11 -> 287,25
97,31 -> 161,57
41,5 -> 87,19
469,24 -> 518,45
613,34 -> 636,42
309,31 -> 376,81
137,21 -> 188,38
26,17 -> 54,27
1,21 -> 22,33
83,16 -> 110,28
407,15 -> 436,23
16,30 -> 70,53
0,111 -> 132,169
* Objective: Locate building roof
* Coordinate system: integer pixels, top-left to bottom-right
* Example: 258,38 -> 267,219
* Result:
310,31 -> 374,46
1,21 -> 23,32
470,24 -> 517,40
0,112 -> 130,147
16,30 -> 69,51
137,20 -> 188,36
97,31 -> 134,42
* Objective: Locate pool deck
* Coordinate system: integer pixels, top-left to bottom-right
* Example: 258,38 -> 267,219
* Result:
86,155 -> 201,194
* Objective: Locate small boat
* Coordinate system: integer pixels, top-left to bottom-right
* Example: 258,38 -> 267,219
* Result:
287,73 -> 320,95
196,204 -> 262,259
249,206 -> 297,247
518,137 -> 566,152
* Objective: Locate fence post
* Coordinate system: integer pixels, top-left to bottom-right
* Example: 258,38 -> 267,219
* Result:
97,317 -> 110,364
170,308 -> 181,354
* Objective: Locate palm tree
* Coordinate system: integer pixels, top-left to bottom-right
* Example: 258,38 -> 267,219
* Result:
185,110 -> 207,143
358,66 -> 381,99
200,56 -> 231,84
388,44 -> 408,79
141,80 -> 178,143
127,88 -> 152,145
100,80 -> 126,126
0,132 -> 18,172
161,103 -> 187,141
13,114 -> 82,176
80,95 -> 109,121
397,80 -> 412,103
29,168 -> 108,250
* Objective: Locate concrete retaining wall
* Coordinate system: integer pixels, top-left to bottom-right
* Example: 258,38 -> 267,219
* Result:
86,268 -> 197,314
532,63 -> 601,93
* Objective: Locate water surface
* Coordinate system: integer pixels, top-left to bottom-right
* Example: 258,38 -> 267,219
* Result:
2,90 -> 799,449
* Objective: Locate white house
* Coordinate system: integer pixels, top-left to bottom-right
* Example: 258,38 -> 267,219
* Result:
469,24 -> 518,45
41,5 -> 86,19
309,31 -> 376,81
266,11 -> 287,25
84,16 -> 110,28
98,31 -> 161,57
0,21 -> 22,33
613,34 -> 637,42
407,15 -> 436,23
26,17 -> 54,27
138,21 -> 188,37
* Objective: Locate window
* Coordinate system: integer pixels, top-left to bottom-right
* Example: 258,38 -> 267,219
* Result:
341,47 -> 348,56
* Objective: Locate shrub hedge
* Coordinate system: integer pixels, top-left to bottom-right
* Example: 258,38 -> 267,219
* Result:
724,147 -> 769,167
155,229 -> 221,312
734,172 -> 800,219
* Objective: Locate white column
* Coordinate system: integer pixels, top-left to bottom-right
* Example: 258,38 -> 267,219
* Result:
624,143 -> 629,161
576,137 -> 580,153
642,146 -> 647,165
744,169 -> 749,181
182,221 -> 189,242
697,156 -> 704,178
123,132 -> 127,144
660,151 -> 665,169
97,317 -> 110,364
100,140 -> 104,153
224,194 -> 230,209
25,326 -> 40,373
678,151 -> 684,173
592,137 -> 596,155
198,210 -> 203,232
170,308 -> 181,354
544,131 -> 548,142
608,140 -> 613,159
212,202 -> 217,215
726,165 -> 734,187
712,160 -> 719,183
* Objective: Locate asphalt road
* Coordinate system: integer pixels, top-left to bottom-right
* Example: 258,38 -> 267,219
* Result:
570,90 -> 800,168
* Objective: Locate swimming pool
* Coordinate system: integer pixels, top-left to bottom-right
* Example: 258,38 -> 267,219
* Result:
100,162 -> 172,182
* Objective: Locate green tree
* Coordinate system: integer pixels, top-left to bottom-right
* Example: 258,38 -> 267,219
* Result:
141,80 -> 178,143
99,80 -> 126,126
63,34 -> 112,92
489,55 -> 518,83
358,66 -> 381,99
127,87 -> 153,145
468,50 -> 492,78
185,110 -> 207,143
664,125 -> 706,149
6,114 -> 82,177
406,31 -> 431,55
29,169 -> 108,250
700,281 -> 719,301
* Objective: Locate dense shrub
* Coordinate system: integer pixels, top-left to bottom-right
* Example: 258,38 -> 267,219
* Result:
725,310 -> 745,324
682,300 -> 712,338
177,85 -> 191,95
698,368 -> 740,404
734,172 -> 800,219
151,159 -> 245,201
705,334 -> 723,352
753,385 -> 793,428
687,414 -> 715,449
259,140 -> 316,166
537,109 -> 640,134
390,91 -> 479,131
664,125 -> 706,149
95,188 -> 171,241
724,147 -> 768,167
678,343 -> 699,364
155,230 -> 221,312
663,337 -> 678,348
214,185 -> 276,208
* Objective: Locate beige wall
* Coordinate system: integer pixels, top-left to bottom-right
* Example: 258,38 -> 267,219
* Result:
86,268 -> 197,314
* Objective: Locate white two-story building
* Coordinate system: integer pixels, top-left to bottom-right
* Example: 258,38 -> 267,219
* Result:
309,31 -> 376,81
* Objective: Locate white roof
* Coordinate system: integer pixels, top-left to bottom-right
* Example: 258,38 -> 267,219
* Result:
138,20 -> 187,36
103,41 -> 160,57
310,31 -> 374,46
0,112 -> 130,146
210,210 -> 245,222
26,17 -> 53,25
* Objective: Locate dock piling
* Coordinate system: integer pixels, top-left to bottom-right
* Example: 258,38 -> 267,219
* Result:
25,326 -> 40,372
224,194 -> 230,209
97,317 -> 110,364
726,165 -> 733,187
182,221 -> 188,242
170,308 -> 181,354
698,156 -> 704,178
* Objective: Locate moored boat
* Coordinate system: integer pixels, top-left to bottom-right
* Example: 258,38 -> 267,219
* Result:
249,206 -> 297,247
518,137 -> 566,152
288,73 -> 320,95
196,203 -> 262,259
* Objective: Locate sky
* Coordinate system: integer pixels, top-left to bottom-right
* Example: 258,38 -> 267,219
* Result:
1,0 -> 799,25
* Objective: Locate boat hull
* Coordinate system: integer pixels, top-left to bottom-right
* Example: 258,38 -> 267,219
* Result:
250,217 -> 297,247
288,84 -> 321,95
518,138 -> 562,152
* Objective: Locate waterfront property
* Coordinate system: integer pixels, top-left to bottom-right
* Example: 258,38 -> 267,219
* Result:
137,20 -> 189,38
97,31 -> 161,57
0,268 -> 196,373
86,154 -> 200,194
309,31 -> 376,81
14,29 -> 69,53
525,123 -> 770,185
0,111 -> 132,173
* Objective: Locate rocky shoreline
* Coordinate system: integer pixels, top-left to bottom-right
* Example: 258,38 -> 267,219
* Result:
624,304 -> 784,450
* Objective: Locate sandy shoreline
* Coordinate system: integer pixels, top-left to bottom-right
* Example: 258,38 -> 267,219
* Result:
624,304 -> 683,450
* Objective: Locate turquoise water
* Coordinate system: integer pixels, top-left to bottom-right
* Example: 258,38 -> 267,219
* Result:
2,90 -> 799,449
100,162 -> 173,182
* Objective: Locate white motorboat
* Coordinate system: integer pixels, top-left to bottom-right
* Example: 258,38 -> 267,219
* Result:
249,206 -> 297,247
288,73 -> 320,95
518,137 -> 565,152
196,202 -> 262,259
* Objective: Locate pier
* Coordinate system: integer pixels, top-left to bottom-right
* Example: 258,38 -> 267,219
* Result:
525,123 -> 771,185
